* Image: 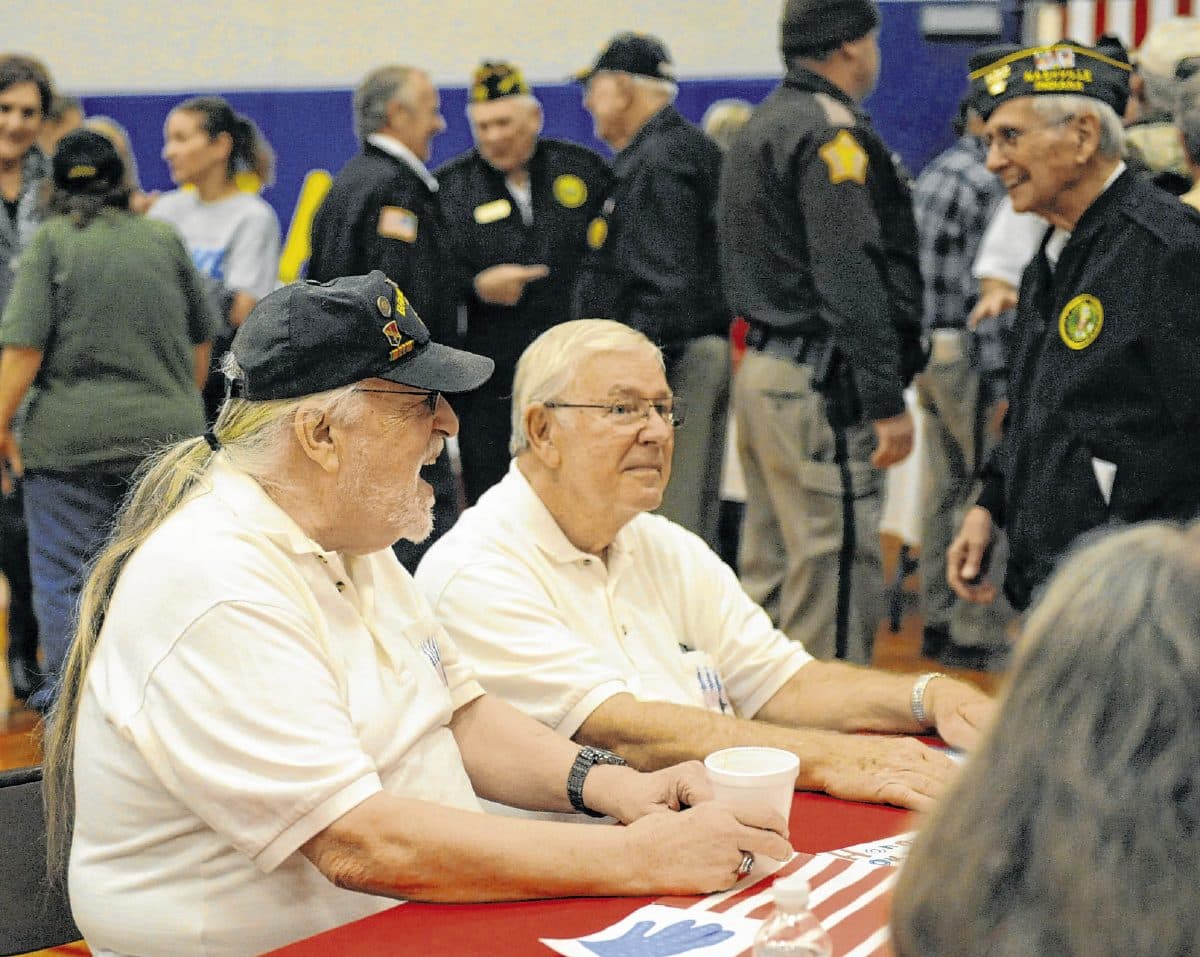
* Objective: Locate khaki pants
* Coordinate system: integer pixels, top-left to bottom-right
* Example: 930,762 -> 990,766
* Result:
658,335 -> 731,553
914,331 -> 1010,649
735,350 -> 883,663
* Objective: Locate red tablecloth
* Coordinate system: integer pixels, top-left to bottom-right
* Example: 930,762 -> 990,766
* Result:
265,793 -> 911,956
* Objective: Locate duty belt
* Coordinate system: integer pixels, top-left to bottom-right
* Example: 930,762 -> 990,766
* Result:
745,323 -> 820,365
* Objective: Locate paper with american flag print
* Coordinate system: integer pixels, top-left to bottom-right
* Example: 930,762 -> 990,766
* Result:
542,851 -> 899,957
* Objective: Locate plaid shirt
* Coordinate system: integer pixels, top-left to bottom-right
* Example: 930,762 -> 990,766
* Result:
913,134 -> 1010,398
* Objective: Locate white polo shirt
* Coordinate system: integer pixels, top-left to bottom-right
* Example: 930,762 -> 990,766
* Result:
416,465 -> 813,738
70,458 -> 485,957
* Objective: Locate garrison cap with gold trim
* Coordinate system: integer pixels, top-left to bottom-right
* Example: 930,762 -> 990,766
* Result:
230,271 -> 493,400
471,61 -> 532,103
968,41 -> 1132,119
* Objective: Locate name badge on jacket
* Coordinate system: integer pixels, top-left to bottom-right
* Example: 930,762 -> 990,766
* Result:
473,198 -> 512,224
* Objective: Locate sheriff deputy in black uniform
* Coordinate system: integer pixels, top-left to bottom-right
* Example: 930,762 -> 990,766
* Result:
717,0 -> 923,663
436,61 -> 610,503
307,64 -> 457,570
948,41 -> 1200,611
573,33 -> 731,552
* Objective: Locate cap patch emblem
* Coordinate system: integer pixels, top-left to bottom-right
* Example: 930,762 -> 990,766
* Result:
587,216 -> 608,250
1033,47 -> 1076,71
986,63 -> 1011,95
553,173 -> 587,209
67,164 -> 97,180
1058,294 -> 1103,350
376,295 -> 392,318
818,129 -> 869,186
377,206 -> 418,243
382,319 -> 414,361
473,198 -> 512,224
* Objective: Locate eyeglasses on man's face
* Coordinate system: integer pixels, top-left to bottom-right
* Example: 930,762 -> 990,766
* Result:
354,387 -> 441,414
543,397 -> 686,429
983,113 -> 1076,155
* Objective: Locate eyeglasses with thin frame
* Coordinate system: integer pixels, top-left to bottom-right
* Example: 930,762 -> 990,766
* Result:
543,398 -> 686,429
983,113 -> 1076,155
354,387 -> 441,414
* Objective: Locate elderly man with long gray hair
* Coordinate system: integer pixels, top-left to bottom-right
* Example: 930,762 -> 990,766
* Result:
41,274 -> 789,957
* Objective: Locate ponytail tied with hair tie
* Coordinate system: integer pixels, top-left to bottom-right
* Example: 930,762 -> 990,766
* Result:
203,429 -> 222,452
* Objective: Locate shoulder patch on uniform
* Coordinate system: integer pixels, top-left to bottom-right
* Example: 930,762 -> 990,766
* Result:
378,206 -> 418,242
814,92 -> 856,128
818,129 -> 869,185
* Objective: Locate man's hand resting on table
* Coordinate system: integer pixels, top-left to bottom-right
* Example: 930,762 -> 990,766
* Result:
923,676 -> 995,752
812,734 -> 959,812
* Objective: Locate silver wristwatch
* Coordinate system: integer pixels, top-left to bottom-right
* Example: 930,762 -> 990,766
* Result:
567,745 -> 627,817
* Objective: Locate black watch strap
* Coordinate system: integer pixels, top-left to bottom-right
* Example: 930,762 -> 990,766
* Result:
567,745 -> 627,817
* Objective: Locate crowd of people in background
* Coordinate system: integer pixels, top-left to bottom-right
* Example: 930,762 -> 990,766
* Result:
3,4 -> 1200,952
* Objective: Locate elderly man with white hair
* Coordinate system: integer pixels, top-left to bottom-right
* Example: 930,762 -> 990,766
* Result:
42,275 -> 790,957
948,42 -> 1200,612
417,319 -> 993,814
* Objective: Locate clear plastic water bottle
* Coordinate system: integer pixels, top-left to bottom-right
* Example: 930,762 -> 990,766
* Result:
752,873 -> 834,956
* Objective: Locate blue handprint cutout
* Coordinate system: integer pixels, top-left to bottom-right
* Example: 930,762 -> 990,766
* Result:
583,918 -> 735,956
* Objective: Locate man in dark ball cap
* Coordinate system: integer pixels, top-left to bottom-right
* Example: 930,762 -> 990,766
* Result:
718,0 -> 924,663
572,31 -> 732,554
948,42 -> 1200,613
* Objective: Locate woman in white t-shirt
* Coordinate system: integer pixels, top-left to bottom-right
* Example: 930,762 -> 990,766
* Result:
149,96 -> 281,415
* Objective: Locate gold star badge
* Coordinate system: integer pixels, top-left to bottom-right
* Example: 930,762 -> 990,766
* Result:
818,130 -> 869,186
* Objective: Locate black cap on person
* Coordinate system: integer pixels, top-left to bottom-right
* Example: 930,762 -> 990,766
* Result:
968,41 -> 1133,119
780,0 -> 880,60
230,271 -> 494,401
471,61 -> 533,102
52,129 -> 124,193
574,32 -> 675,83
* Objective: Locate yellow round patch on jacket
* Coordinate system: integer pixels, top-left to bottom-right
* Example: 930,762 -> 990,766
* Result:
553,173 -> 588,209
1058,293 -> 1103,350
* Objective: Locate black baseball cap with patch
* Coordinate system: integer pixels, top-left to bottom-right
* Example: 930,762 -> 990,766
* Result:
230,271 -> 494,401
574,32 -> 675,83
52,129 -> 125,193
968,41 -> 1133,119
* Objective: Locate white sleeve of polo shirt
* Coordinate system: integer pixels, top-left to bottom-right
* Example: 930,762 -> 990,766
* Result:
666,525 -> 813,720
422,559 -> 630,738
126,599 -> 383,874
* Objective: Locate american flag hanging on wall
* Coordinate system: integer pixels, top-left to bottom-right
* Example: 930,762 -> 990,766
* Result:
1030,0 -> 1194,48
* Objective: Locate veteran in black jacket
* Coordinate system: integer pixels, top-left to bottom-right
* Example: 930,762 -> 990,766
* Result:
307,64 -> 457,570
436,62 -> 611,502
573,34 -> 731,552
949,41 -> 1200,611
308,65 -> 449,339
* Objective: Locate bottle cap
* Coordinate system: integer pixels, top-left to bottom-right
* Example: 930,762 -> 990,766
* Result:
770,872 -> 812,910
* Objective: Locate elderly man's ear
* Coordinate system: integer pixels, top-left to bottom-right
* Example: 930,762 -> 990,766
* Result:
1074,112 -> 1102,162
523,405 -> 562,468
293,405 -> 341,473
